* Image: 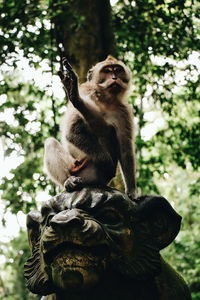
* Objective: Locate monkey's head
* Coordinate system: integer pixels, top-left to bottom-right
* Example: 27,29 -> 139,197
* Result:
24,187 -> 181,296
87,56 -> 131,95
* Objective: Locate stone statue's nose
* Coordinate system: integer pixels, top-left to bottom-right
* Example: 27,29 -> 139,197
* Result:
50,209 -> 84,229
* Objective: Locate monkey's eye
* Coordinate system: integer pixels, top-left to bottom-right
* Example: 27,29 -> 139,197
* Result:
41,204 -> 52,217
102,67 -> 112,73
46,213 -> 55,226
114,66 -> 124,73
122,78 -> 129,83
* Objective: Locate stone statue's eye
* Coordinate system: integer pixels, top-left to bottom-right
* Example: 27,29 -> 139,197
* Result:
99,210 -> 119,225
102,67 -> 111,73
46,213 -> 55,226
41,205 -> 52,217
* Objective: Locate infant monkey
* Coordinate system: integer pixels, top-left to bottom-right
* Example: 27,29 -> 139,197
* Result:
44,55 -> 137,199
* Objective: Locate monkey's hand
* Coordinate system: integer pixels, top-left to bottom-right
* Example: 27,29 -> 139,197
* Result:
58,58 -> 79,106
127,191 -> 137,202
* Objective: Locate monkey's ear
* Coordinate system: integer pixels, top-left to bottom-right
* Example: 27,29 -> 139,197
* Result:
135,195 -> 181,250
106,55 -> 118,62
87,68 -> 93,81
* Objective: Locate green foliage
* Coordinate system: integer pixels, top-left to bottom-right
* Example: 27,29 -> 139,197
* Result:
113,0 -> 200,194
0,230 -> 37,299
0,0 -> 200,298
0,75 -> 60,213
162,199 -> 200,298
0,0 -> 52,66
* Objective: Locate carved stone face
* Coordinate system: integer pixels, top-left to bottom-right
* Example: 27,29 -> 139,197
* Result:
24,187 -> 181,296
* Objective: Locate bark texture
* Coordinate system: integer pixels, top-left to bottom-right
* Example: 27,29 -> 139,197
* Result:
54,0 -> 116,82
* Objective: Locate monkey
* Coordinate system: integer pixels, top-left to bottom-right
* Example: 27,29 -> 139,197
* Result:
44,55 -> 137,199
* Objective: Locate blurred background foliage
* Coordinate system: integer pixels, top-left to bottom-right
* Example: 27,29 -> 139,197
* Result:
0,0 -> 200,299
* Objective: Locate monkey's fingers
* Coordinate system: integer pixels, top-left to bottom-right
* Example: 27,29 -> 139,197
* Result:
127,192 -> 137,203
62,58 -> 77,83
58,71 -> 64,80
58,70 -> 72,87
62,57 -> 73,72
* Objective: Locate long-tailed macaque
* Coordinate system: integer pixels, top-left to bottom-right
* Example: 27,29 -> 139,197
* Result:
44,55 -> 137,199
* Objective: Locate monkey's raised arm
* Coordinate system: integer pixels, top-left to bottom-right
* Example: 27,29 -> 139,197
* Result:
58,58 -> 107,133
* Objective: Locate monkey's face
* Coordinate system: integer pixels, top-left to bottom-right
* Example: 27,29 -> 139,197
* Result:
97,64 -> 130,94
87,56 -> 131,95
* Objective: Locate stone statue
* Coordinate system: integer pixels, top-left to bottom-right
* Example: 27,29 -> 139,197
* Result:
24,187 -> 191,300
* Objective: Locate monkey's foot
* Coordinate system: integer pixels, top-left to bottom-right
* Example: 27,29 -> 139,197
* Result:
127,192 -> 137,203
64,176 -> 83,192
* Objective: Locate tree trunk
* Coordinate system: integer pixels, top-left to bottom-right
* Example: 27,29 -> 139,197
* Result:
53,0 -> 116,82
52,0 -> 124,192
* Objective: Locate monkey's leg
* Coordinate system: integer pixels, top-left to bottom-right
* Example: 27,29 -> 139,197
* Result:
44,137 -> 75,187
119,144 -> 137,200
65,161 -> 107,191
63,159 -> 88,192
44,138 -> 90,191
